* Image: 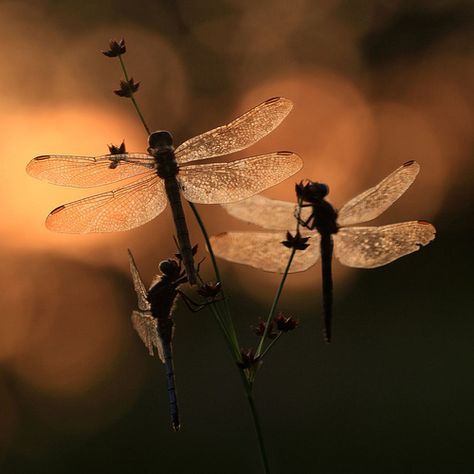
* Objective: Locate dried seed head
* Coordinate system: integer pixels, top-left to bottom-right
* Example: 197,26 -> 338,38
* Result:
197,281 -> 222,299
254,319 -> 277,339
114,78 -> 140,97
274,312 -> 299,332
108,141 -> 126,155
102,38 -> 126,57
237,348 -> 260,369
281,231 -> 310,250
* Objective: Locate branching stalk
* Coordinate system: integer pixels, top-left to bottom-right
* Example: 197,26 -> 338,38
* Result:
118,55 -> 151,135
256,199 -> 303,357
114,52 -> 270,473
259,332 -> 283,360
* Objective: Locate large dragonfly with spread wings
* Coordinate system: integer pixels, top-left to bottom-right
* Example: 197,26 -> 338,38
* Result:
210,161 -> 436,341
26,97 -> 301,285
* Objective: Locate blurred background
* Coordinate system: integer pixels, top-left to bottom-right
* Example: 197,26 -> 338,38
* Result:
0,0 -> 473,472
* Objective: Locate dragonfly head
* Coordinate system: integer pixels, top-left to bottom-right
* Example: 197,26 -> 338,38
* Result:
159,259 -> 181,280
148,131 -> 174,153
295,180 -> 329,203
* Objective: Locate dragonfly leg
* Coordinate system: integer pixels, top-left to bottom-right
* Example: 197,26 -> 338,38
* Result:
195,256 -> 206,276
178,290 -> 207,313
178,290 -> 225,313
298,213 -> 315,229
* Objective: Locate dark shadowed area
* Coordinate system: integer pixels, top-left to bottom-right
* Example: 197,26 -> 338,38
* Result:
1,0 -> 473,473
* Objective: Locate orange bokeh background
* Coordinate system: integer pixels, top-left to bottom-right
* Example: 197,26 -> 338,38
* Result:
0,1 -> 472,472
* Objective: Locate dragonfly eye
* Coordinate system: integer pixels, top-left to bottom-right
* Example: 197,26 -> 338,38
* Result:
159,259 -> 180,277
312,182 -> 329,198
296,180 -> 329,202
148,131 -> 174,149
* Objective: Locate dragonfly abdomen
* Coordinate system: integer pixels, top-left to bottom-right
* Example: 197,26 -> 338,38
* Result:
163,177 -> 197,285
320,232 -> 334,343
161,338 -> 180,431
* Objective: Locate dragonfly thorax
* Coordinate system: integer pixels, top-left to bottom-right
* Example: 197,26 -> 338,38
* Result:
147,278 -> 179,326
148,132 -> 179,178
311,200 -> 339,235
148,131 -> 177,176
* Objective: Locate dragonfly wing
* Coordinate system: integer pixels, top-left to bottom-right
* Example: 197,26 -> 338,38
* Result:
127,250 -> 151,312
337,161 -> 420,226
46,172 -> 167,233
26,153 -> 154,187
210,231 -> 320,273
175,97 -> 293,163
131,310 -> 165,361
222,195 -> 313,231
179,152 -> 302,204
333,221 -> 436,268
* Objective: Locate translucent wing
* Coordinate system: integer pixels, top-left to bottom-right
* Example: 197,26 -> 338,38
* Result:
46,172 -> 167,233
175,97 -> 293,163
333,221 -> 436,268
337,161 -> 420,226
131,310 -> 165,361
222,195 -> 312,231
128,250 -> 150,312
210,231 -> 320,273
179,152 -> 302,204
26,153 -> 154,187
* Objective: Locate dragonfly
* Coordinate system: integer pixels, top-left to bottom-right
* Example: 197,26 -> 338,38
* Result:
26,97 -> 301,285
210,160 -> 436,341
128,249 -> 188,431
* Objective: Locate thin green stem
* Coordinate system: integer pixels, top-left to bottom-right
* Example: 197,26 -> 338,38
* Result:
246,391 -> 271,474
259,332 -> 283,360
256,200 -> 303,357
189,201 -> 271,472
118,55 -> 151,135
188,202 -> 222,283
188,201 -> 240,354
256,248 -> 296,357
208,301 -> 240,359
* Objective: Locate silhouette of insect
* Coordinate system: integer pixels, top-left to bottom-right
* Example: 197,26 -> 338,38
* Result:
27,98 -> 301,284
211,161 -> 436,341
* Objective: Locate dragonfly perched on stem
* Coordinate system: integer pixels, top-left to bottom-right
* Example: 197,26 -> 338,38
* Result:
26,97 -> 301,285
128,249 -> 203,431
210,161 -> 436,341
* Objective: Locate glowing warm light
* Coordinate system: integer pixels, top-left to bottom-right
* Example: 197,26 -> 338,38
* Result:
235,70 -> 375,202
370,102 -> 447,221
0,104 -> 145,252
208,71 -> 373,296
4,261 -> 124,393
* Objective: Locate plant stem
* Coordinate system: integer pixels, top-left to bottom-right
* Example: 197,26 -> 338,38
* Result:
188,203 -> 222,284
118,55 -> 151,135
114,53 -> 269,473
246,390 -> 271,474
256,200 -> 303,357
188,201 -> 240,355
189,202 -> 271,473
256,248 -> 296,357
259,332 -> 283,360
